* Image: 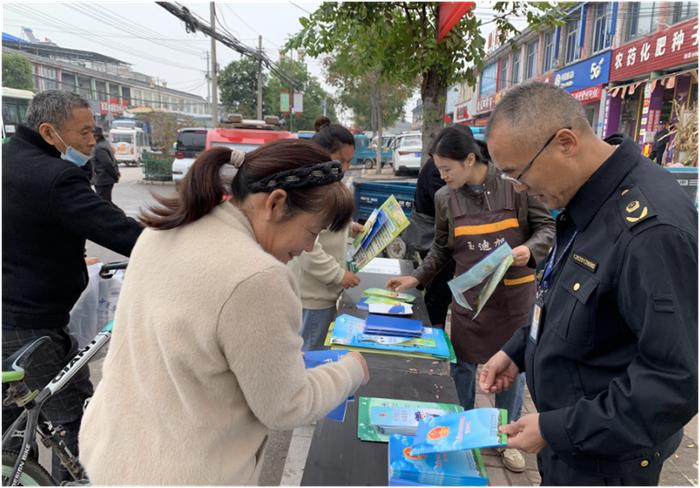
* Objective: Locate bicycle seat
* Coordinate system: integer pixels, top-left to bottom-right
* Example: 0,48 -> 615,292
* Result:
2,336 -> 50,384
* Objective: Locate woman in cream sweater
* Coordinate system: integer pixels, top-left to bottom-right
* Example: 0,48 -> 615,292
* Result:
288,117 -> 363,350
79,139 -> 369,485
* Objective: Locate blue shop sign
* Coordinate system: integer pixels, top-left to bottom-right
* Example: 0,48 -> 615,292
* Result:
554,50 -> 612,92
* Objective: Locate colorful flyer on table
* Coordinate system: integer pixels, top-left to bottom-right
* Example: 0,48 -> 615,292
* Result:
410,408 -> 508,455
362,287 -> 416,303
357,396 -> 463,443
388,434 -> 488,486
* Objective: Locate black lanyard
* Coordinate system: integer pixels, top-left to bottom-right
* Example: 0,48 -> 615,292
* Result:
539,230 -> 578,294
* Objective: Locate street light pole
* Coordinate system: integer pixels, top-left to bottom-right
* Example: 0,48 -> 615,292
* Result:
256,35 -> 263,120
210,2 -> 219,126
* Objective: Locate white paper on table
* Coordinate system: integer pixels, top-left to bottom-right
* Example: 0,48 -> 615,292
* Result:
361,257 -> 402,275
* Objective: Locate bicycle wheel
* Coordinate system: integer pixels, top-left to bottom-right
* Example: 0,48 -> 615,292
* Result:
2,450 -> 55,486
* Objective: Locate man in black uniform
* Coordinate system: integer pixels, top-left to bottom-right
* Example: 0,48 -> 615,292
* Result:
2,90 -> 143,481
480,82 -> 697,485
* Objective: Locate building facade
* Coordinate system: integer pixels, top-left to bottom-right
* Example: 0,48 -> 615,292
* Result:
2,38 -> 210,128
463,1 -> 697,163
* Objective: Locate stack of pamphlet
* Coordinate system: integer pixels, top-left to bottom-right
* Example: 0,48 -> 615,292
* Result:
388,434 -> 488,486
356,397 -> 463,443
349,196 -> 410,271
302,349 -> 354,422
357,288 -> 415,315
362,288 -> 416,303
386,408 -> 508,486
364,314 -> 423,337
326,314 -> 455,361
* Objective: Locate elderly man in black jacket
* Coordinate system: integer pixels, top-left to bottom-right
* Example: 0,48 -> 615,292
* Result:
2,90 -> 143,482
90,126 -> 121,202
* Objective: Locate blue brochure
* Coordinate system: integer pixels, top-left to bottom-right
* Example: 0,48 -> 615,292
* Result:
329,314 -> 451,360
388,434 -> 488,486
411,408 -> 508,455
362,209 -> 389,250
303,349 -> 353,422
364,314 -> 423,337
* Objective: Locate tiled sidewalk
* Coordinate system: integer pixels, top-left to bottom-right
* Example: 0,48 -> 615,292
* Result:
475,387 -> 698,486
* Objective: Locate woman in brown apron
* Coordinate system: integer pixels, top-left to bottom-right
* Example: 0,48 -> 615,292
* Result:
388,125 -> 554,472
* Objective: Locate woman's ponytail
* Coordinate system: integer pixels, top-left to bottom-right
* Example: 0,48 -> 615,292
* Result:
139,146 -> 232,230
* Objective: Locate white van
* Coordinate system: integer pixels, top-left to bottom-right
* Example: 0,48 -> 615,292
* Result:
109,128 -> 149,166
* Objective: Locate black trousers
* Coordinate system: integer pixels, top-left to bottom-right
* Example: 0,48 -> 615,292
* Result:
537,429 -> 683,485
2,327 -> 93,482
94,184 -> 114,202
421,255 -> 455,328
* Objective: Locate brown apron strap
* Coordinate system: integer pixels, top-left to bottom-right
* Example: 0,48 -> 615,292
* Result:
448,189 -> 465,218
504,184 -> 514,210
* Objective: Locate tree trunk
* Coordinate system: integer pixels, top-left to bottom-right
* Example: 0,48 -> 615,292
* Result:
420,67 -> 448,167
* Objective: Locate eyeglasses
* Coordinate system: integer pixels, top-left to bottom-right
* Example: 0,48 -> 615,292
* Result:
500,127 -> 571,186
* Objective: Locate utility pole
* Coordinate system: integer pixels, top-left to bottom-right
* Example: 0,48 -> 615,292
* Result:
256,35 -> 263,120
204,51 -> 211,104
209,2 -> 219,126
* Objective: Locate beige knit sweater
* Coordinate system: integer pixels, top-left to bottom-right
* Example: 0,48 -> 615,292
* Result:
79,203 -> 365,485
287,225 -> 349,309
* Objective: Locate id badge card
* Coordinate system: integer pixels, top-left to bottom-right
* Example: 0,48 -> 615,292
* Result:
529,296 -> 544,343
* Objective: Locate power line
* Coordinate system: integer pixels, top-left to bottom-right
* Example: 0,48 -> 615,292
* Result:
64,3 -> 203,57
156,2 -> 303,91
8,4 -> 203,73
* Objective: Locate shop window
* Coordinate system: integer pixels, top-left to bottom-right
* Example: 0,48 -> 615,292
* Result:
543,31 -> 555,73
95,81 -> 108,102
512,49 -> 521,85
61,72 -> 76,91
591,3 -> 612,54
480,63 -> 497,97
565,16 -> 580,64
498,57 -> 508,90
526,40 -> 538,80
78,77 -> 92,99
672,2 -> 698,23
626,2 -> 660,42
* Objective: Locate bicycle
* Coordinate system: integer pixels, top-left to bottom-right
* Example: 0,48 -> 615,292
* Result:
1,260 -> 128,486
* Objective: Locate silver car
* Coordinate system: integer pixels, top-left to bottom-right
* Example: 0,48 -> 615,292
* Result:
392,133 -> 422,175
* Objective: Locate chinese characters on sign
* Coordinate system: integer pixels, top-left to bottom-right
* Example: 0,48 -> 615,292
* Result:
611,18 -> 698,81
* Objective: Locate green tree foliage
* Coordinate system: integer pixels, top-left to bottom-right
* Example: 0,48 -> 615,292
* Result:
2,52 -> 34,91
264,57 -> 337,131
218,57 -> 269,117
288,2 -> 565,160
325,56 -> 413,131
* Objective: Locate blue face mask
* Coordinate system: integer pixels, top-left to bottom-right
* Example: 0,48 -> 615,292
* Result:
52,128 -> 91,167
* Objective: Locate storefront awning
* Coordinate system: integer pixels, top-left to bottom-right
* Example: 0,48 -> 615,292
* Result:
608,68 -> 698,98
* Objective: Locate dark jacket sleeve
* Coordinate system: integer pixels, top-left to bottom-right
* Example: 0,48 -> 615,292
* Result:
413,189 -> 453,285
501,326 -> 529,373
519,192 -> 555,268
94,145 -> 120,182
539,225 -> 698,456
50,167 -> 143,256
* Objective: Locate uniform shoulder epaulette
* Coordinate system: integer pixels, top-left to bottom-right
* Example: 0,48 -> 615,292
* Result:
618,186 -> 657,229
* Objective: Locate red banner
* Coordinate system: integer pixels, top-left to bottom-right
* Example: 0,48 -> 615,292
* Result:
99,98 -> 128,116
437,2 -> 476,43
571,85 -> 602,104
610,18 -> 698,81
